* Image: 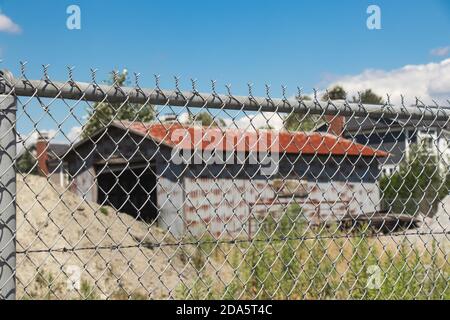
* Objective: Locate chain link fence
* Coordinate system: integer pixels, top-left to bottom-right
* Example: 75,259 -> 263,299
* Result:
0,65 -> 449,300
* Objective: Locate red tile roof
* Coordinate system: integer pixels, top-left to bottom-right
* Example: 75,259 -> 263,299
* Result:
113,121 -> 388,157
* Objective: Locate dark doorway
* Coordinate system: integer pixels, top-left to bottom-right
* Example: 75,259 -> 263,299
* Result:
97,165 -> 157,221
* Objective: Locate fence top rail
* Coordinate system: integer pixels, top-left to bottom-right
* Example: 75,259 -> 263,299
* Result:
1,69 -> 450,121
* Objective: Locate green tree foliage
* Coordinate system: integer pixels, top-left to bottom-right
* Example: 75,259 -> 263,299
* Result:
82,70 -> 155,138
284,95 -> 316,132
284,86 -> 350,132
352,89 -> 384,105
322,85 -> 347,101
16,148 -> 37,174
192,111 -> 225,127
380,144 -> 449,216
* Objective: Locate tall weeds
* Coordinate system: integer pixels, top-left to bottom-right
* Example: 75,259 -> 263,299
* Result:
177,210 -> 449,300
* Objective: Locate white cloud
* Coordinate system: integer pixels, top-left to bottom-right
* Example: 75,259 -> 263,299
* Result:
67,126 -> 83,143
17,130 -> 58,156
224,112 -> 285,131
322,58 -> 450,105
0,13 -> 21,34
430,46 -> 450,57
176,112 -> 285,131
16,126 -> 83,157
177,112 -> 191,124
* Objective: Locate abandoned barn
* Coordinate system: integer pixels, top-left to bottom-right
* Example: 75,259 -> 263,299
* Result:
56,120 -> 389,238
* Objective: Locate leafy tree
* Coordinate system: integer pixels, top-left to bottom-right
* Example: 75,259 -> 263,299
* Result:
192,111 -> 225,127
284,86 -> 348,132
380,145 -> 449,216
322,85 -> 347,101
352,89 -> 384,105
274,87 -> 384,133
284,95 -> 316,132
16,148 -> 37,174
82,70 -> 155,138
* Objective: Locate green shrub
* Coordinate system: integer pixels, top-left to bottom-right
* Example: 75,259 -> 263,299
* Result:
380,144 -> 449,216
99,207 -> 109,216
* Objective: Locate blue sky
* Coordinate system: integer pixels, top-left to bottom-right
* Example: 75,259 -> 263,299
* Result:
1,0 -> 450,140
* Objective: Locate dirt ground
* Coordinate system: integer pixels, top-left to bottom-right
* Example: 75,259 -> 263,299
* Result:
16,175 -> 197,300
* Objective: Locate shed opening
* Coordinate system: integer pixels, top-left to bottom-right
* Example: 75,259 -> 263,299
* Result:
97,165 -> 157,221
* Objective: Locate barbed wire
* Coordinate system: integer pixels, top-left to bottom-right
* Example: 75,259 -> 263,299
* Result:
16,230 -> 450,255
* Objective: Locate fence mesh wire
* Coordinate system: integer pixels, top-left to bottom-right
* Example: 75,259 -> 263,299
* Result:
0,65 -> 449,300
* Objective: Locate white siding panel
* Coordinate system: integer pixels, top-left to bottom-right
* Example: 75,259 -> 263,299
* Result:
157,176 -> 185,238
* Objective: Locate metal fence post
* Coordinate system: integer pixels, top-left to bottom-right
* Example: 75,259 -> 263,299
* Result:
0,94 -> 16,300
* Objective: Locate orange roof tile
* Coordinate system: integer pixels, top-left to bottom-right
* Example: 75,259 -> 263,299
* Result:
113,121 -> 388,157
